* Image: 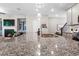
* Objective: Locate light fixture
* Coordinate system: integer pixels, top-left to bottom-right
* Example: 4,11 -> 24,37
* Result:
0,8 -> 6,14
37,13 -> 41,17
51,8 -> 54,12
0,8 -> 5,12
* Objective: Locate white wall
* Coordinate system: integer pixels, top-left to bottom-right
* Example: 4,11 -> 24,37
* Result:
0,14 -> 67,36
40,15 -> 67,34
48,15 -> 67,33
0,15 -> 41,36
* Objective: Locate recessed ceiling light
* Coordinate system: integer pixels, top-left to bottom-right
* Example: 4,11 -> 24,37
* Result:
51,8 -> 54,12
0,8 -> 6,13
37,13 -> 41,17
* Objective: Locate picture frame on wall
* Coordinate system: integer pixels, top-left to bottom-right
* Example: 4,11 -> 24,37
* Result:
41,24 -> 47,28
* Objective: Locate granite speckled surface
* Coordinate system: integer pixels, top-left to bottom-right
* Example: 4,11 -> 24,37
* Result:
0,33 -> 79,56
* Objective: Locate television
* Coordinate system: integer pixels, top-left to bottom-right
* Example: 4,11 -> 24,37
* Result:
4,19 -> 15,26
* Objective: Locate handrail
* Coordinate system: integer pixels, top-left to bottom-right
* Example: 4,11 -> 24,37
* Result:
61,22 -> 67,36
62,22 -> 67,29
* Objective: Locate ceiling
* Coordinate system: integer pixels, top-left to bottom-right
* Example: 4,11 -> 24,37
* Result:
0,3 -> 76,16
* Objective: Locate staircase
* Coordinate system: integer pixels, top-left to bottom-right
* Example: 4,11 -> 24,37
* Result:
61,22 -> 68,36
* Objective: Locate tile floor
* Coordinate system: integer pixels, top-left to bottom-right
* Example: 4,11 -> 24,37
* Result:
0,33 -> 79,56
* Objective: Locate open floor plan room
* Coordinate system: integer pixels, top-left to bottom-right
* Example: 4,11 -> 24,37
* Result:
0,3 -> 79,56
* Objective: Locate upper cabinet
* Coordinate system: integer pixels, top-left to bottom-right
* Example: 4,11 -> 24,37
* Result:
67,4 -> 79,25
72,4 -> 79,24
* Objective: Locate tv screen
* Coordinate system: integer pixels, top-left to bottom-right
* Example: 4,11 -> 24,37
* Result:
4,19 -> 15,26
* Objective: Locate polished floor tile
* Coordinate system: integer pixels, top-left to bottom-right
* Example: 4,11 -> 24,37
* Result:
0,33 -> 79,56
